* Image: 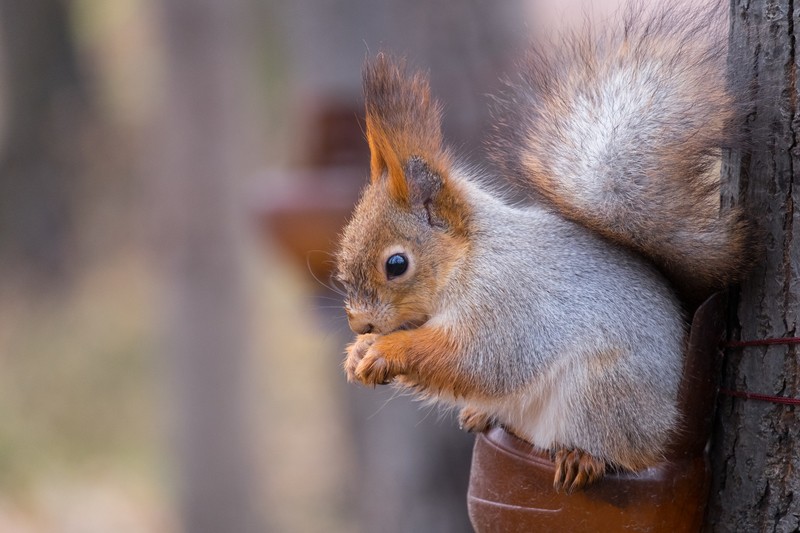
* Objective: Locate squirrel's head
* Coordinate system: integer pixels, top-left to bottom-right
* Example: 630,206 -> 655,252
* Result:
335,55 -> 471,336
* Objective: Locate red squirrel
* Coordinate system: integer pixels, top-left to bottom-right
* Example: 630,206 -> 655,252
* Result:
335,2 -> 753,492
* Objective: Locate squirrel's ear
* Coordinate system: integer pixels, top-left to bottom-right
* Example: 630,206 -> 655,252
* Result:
363,54 -> 451,205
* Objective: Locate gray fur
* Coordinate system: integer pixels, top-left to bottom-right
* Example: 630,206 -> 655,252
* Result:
434,176 -> 685,466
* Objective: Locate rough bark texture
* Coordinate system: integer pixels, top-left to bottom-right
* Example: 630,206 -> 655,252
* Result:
709,0 -> 800,530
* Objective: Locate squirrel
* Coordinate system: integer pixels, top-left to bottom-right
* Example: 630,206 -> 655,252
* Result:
335,2 -> 753,493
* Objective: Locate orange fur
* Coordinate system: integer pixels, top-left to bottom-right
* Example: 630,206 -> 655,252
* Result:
458,407 -> 496,433
353,325 -> 492,400
553,449 -> 607,493
363,54 -> 452,206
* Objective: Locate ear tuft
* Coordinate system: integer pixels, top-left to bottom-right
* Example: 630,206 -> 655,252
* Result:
363,54 -> 451,204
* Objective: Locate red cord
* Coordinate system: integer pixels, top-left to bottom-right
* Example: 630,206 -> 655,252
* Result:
720,337 -> 800,405
719,388 -> 800,406
723,337 -> 800,348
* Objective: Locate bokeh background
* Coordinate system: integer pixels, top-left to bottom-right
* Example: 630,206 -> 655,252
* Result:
0,1 -> 616,531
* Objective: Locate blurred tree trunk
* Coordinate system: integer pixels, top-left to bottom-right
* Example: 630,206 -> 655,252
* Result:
710,0 -> 800,530
0,0 -> 85,281
150,1 -> 262,532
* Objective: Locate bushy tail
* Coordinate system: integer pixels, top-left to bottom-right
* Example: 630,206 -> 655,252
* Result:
490,2 -> 753,295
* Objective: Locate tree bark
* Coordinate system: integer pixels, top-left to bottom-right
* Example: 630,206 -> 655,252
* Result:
710,0 -> 800,530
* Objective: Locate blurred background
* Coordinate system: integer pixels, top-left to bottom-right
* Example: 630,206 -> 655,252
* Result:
0,1 -> 616,531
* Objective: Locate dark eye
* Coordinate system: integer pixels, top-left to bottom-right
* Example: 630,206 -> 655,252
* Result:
385,253 -> 409,279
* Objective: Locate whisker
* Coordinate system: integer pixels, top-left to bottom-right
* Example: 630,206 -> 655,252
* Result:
305,251 -> 346,296
367,387 -> 403,419
328,275 -> 348,296
415,403 -> 439,427
310,294 -> 345,302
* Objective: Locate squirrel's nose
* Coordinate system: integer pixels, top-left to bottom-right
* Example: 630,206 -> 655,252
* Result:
347,311 -> 374,335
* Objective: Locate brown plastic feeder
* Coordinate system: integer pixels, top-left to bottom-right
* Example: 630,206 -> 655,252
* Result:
467,293 -> 726,532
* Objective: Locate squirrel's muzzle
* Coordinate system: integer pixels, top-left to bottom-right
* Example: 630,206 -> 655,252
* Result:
346,309 -> 374,335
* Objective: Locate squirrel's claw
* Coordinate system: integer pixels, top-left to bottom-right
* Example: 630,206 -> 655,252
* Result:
553,448 -> 606,493
458,407 -> 496,433
346,334 -> 408,386
344,334 -> 378,383
354,349 -> 397,386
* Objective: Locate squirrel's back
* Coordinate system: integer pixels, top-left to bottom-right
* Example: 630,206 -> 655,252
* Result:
490,1 -> 752,298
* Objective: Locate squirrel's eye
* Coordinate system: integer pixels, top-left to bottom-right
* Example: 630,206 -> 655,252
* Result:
385,254 -> 409,279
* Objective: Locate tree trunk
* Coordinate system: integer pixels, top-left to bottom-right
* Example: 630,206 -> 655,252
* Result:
709,0 -> 800,530
0,0 -> 85,281
150,1 -> 262,532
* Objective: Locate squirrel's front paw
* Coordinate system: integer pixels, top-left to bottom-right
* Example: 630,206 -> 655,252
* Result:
344,334 -> 378,383
354,342 -> 405,387
553,448 -> 606,493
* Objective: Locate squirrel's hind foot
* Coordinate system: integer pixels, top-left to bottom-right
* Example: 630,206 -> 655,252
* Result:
553,448 -> 606,493
458,407 -> 496,433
